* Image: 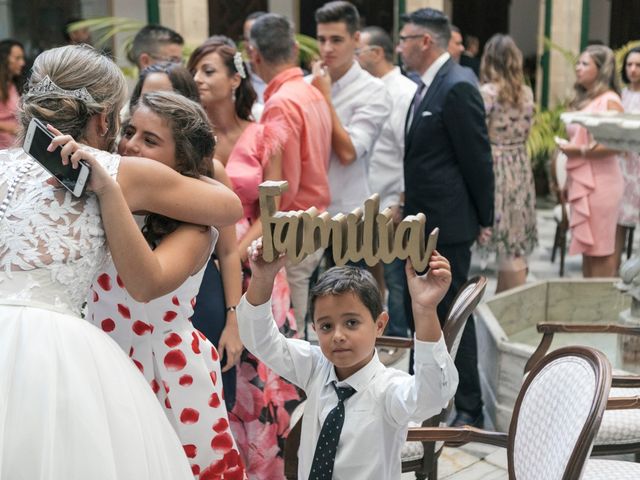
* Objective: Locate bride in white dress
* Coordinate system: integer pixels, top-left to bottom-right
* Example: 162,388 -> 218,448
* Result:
0,45 -> 242,479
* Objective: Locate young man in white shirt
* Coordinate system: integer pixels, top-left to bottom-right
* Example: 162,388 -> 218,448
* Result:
357,26 -> 417,355
237,241 -> 458,480
310,1 -> 391,217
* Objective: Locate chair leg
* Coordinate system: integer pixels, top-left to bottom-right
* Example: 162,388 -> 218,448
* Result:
627,227 -> 635,259
559,229 -> 567,277
427,460 -> 439,480
551,225 -> 560,263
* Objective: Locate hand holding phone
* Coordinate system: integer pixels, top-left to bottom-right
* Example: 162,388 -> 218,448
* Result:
22,118 -> 91,197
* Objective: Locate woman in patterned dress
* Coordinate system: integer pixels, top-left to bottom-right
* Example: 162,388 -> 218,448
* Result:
616,47 -> 640,268
559,45 -> 624,277
479,34 -> 537,292
188,37 -> 303,479
87,91 -> 245,479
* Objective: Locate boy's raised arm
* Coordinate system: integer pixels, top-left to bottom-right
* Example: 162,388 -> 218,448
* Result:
406,252 -> 451,342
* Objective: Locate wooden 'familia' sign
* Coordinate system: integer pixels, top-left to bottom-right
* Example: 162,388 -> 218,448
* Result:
259,181 -> 439,271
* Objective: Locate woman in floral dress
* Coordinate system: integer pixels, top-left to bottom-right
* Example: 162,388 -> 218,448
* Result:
616,46 -> 640,268
189,37 -> 303,479
479,34 -> 537,292
87,92 -> 245,479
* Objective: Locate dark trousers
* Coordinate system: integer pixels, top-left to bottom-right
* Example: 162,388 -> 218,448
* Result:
191,256 -> 236,411
403,241 -> 483,417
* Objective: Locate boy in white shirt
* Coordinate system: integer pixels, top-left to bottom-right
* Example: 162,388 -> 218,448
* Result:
237,240 -> 458,480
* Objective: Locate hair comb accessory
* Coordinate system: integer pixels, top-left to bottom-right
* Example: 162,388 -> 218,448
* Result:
233,52 -> 247,79
26,75 -> 96,104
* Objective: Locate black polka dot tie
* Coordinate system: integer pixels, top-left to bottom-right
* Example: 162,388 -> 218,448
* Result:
308,382 -> 356,480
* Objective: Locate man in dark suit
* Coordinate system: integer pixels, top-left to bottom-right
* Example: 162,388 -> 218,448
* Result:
398,7 -> 494,427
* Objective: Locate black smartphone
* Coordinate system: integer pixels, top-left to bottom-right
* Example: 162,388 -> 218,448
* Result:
22,118 -> 91,197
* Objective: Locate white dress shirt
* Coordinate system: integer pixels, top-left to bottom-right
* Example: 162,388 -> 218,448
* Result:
420,52 -> 451,91
309,61 -> 391,216
406,52 -> 451,127
237,296 -> 458,480
368,67 -> 417,211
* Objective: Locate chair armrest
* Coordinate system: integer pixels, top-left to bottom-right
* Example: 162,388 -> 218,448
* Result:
375,336 -> 414,349
406,426 -> 508,449
612,375 -> 640,388
607,396 -> 640,410
537,323 -> 640,336
525,323 -> 640,374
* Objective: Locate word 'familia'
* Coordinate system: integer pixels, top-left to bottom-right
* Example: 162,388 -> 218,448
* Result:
259,181 -> 438,271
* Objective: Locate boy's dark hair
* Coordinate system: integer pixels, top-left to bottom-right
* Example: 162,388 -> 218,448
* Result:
622,46 -> 640,84
309,266 -> 383,321
362,26 -> 394,63
315,1 -> 360,35
250,13 -> 296,65
128,25 -> 184,66
400,8 -> 451,49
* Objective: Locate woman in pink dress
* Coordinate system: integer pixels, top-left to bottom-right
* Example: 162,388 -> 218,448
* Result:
189,38 -> 303,479
0,39 -> 25,148
559,45 -> 624,277
87,91 -> 245,479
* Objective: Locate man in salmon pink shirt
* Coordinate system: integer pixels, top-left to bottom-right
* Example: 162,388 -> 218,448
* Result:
248,13 -> 332,333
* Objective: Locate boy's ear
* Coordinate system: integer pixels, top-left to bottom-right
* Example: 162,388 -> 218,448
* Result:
375,311 -> 388,336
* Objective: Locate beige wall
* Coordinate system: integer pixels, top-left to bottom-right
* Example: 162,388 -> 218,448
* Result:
159,0 -> 209,47
405,0 -> 444,12
547,0 -> 583,106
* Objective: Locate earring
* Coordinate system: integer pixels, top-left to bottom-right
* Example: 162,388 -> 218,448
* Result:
231,88 -> 236,103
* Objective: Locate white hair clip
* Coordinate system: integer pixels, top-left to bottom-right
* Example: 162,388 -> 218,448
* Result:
26,75 -> 96,104
233,52 -> 247,79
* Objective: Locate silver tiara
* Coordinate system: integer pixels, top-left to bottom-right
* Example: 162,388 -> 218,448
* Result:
233,52 -> 247,79
26,75 -> 96,104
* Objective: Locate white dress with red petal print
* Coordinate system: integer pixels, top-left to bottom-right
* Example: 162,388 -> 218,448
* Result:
0,147 -> 193,480
87,237 -> 246,480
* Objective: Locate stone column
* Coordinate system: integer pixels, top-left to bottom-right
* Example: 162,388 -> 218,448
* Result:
537,0 -> 585,108
269,0 -> 299,31
0,0 -> 11,38
159,0 -> 209,47
406,0 -> 444,12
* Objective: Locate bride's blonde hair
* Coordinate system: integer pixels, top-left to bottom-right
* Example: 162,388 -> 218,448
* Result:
19,45 -> 127,151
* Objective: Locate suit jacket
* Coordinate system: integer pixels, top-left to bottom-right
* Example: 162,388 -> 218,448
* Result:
404,58 -> 494,245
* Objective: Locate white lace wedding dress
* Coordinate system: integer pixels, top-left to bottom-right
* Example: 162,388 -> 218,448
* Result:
0,147 -> 193,479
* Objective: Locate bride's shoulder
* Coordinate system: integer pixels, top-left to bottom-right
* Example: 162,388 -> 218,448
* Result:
79,145 -> 122,178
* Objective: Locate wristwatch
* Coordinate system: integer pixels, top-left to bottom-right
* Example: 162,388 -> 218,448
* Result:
226,305 -> 237,313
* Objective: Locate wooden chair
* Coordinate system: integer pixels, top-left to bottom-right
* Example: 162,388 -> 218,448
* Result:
525,323 -> 640,460
550,150 -> 570,277
407,346 -> 612,480
283,275 -> 488,480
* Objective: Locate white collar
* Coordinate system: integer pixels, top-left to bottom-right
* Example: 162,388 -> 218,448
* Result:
325,349 -> 384,392
420,52 -> 450,88
333,61 -> 362,91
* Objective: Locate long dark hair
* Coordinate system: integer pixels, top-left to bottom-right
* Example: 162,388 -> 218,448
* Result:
129,61 -> 199,109
187,37 -> 256,121
129,91 -> 216,246
621,46 -> 640,85
0,39 -> 24,102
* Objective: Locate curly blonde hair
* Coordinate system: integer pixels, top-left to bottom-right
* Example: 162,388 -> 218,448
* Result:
480,34 -> 525,107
